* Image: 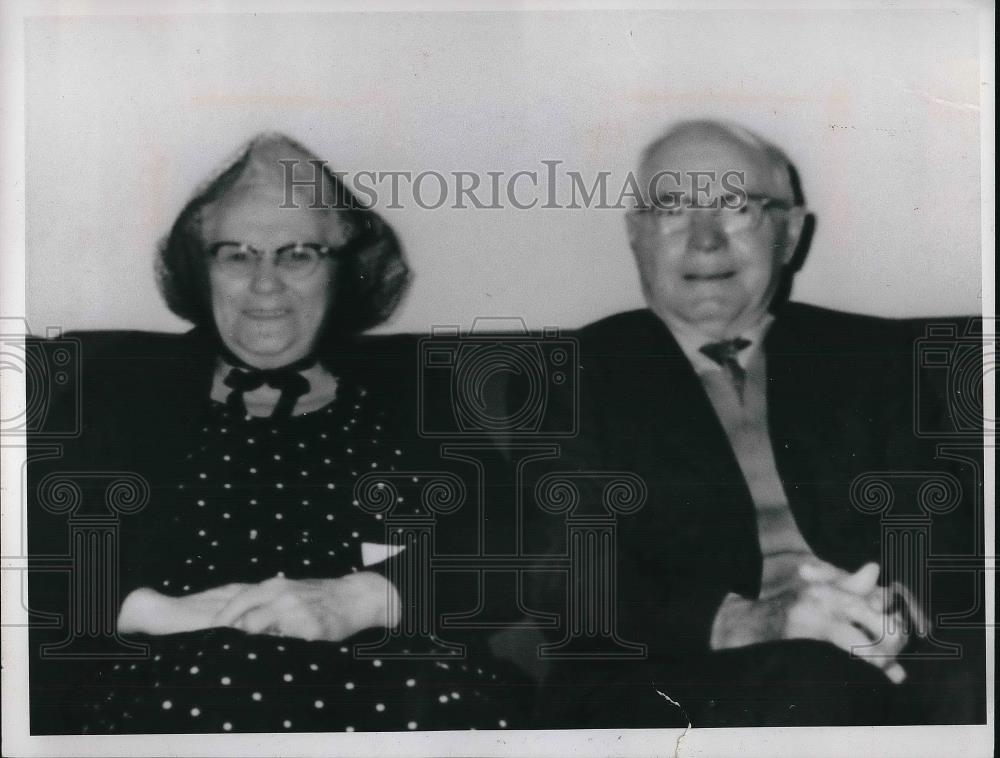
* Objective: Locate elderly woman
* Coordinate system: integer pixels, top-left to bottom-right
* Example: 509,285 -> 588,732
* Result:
31,134 -> 520,734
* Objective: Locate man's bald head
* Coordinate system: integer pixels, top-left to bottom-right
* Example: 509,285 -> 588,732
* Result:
637,120 -> 802,207
625,120 -> 808,339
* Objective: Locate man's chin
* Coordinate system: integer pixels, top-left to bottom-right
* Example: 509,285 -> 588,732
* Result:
684,303 -> 743,335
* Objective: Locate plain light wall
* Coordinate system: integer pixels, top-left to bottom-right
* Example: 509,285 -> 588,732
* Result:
25,8 -> 982,336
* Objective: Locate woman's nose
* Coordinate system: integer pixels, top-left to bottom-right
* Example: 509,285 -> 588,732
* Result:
249,259 -> 286,293
687,211 -> 727,253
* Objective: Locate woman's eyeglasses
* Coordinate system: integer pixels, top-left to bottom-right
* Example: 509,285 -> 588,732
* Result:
208,240 -> 360,279
630,194 -> 793,234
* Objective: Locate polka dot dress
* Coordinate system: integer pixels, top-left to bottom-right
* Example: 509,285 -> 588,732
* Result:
84,378 -> 514,733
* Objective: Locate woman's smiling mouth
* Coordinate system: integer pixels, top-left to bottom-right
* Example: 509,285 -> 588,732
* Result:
684,271 -> 736,281
243,308 -> 291,319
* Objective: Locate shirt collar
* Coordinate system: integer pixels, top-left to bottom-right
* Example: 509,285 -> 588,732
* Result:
660,312 -> 775,374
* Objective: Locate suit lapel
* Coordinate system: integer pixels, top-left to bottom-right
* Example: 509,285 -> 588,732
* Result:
620,312 -> 751,482
764,311 -> 870,563
605,312 -> 762,593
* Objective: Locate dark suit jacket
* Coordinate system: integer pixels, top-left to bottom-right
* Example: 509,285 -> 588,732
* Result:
523,303 -> 984,724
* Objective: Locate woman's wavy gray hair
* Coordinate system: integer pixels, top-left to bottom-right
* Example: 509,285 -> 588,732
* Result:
156,132 -> 411,337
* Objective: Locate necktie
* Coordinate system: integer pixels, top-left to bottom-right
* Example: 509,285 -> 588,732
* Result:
699,337 -> 752,402
223,356 -> 315,420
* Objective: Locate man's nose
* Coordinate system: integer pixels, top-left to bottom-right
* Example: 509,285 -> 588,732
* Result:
249,259 -> 286,293
687,211 -> 727,253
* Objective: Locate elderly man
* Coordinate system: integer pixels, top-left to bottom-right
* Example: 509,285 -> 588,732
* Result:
526,120 -> 983,727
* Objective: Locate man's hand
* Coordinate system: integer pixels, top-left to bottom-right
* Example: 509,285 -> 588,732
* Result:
785,562 -> 908,683
210,572 -> 402,642
710,561 -> 909,683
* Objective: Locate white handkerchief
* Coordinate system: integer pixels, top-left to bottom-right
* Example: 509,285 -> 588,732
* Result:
361,542 -> 406,567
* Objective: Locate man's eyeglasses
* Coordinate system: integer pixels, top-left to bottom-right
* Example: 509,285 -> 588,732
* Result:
631,194 -> 793,234
208,239 -> 362,279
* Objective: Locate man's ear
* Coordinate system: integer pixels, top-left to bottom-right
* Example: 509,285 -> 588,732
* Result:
624,210 -> 643,252
781,206 -> 808,264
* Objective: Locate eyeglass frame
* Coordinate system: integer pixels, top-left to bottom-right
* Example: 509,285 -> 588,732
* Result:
206,234 -> 372,279
628,193 -> 795,233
